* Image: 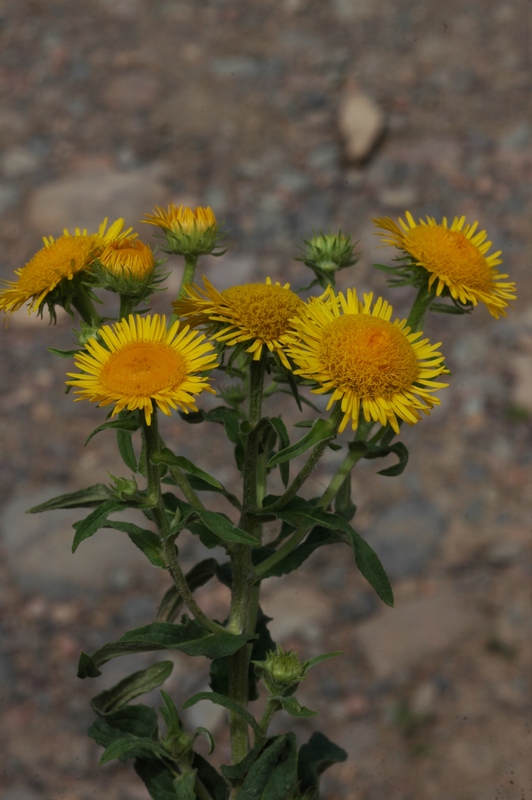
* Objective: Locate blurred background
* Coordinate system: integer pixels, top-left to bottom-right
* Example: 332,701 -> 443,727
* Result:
0,1 -> 530,798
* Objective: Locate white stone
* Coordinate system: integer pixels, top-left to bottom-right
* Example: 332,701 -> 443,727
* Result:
338,90 -> 386,163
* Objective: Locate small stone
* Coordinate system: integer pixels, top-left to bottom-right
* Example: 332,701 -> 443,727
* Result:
27,165 -> 168,235
355,588 -> 481,680
103,72 -> 161,111
338,89 -> 386,163
366,500 -> 446,580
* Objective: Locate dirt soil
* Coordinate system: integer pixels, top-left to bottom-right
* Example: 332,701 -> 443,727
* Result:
0,1 -> 531,799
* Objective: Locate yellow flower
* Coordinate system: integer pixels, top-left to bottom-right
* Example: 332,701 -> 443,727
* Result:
98,237 -> 155,281
66,314 -> 218,425
374,211 -> 516,318
288,288 -> 448,434
143,204 -> 220,256
0,218 -> 131,316
144,204 -> 216,235
174,277 -> 305,368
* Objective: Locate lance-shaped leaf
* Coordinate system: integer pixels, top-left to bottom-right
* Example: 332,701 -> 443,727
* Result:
99,733 -> 168,765
77,619 -> 250,678
105,520 -> 165,568
172,770 -> 197,800
196,508 -> 259,546
27,484 -> 113,513
117,427 -> 139,472
351,439 -> 409,477
135,758 -> 185,800
257,526 -> 341,580
183,691 -> 262,738
72,499 -> 126,553
84,415 -> 141,446
267,418 -> 336,467
152,449 -> 224,490
278,696 -> 317,718
89,705 -> 159,746
264,416 -> 291,487
91,661 -> 174,716
237,734 -> 298,800
272,498 -> 394,606
298,732 -> 347,794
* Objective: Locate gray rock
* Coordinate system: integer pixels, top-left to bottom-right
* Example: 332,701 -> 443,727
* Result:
1,487 -> 155,597
355,588 -> 482,680
366,500 -> 446,579
338,89 -> 386,163
27,165 -> 168,235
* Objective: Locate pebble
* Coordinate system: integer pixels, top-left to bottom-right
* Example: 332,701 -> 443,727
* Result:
27,165 -> 168,235
366,500 -> 446,580
1,487 -> 155,597
355,588 -> 481,680
338,89 -> 386,163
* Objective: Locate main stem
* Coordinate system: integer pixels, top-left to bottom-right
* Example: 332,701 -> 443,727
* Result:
406,281 -> 433,333
227,358 -> 265,773
141,411 -> 223,635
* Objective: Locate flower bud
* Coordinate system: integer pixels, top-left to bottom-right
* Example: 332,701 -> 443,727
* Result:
297,231 -> 359,288
254,646 -> 306,695
144,204 -> 224,257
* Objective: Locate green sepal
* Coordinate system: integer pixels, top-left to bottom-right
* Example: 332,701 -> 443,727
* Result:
104,520 -> 165,567
298,732 -> 347,795
72,499 -> 126,553
152,449 -> 224,490
268,418 -> 336,467
91,661 -> 174,716
157,559 -> 219,623
183,691 -> 262,738
77,619 -> 251,677
195,508 -> 259,546
27,484 -> 113,513
278,696 -> 317,717
84,415 -> 141,447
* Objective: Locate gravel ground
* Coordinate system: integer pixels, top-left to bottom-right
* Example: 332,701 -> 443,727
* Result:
0,1 -> 531,799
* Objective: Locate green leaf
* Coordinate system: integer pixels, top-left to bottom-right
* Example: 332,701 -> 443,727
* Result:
196,509 -> 259,546
183,691 -> 262,738
89,705 -> 159,745
268,418 -> 336,467
238,734 -> 298,800
173,770 -> 197,800
79,619 -> 250,673
135,758 -> 183,800
258,526 -> 341,580
91,661 -> 174,715
192,753 -> 228,800
72,499 -> 125,553
104,520 -> 165,568
298,732 -> 347,794
181,474 -> 242,510
117,427 -> 139,472
354,439 -> 409,477
279,696 -> 317,717
304,651 -> 342,670
78,651 -> 101,678
48,346 -> 83,358
27,484 -> 113,513
267,417 -> 291,487
84,416 -> 141,446
152,449 -> 224,490
159,689 -> 182,735
99,733 -> 168,765
157,559 -> 219,623
343,528 -> 394,607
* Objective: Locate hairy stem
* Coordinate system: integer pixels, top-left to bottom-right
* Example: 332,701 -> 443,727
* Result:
406,281 -> 433,333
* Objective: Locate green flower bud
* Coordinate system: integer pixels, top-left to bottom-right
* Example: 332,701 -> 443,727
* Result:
296,231 -> 359,288
254,646 -> 306,695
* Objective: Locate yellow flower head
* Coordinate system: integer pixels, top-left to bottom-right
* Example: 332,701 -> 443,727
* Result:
174,277 -> 305,368
98,237 -> 155,281
288,287 -> 448,434
0,218 -> 131,316
67,314 -> 218,425
143,204 -> 220,256
374,211 -> 516,318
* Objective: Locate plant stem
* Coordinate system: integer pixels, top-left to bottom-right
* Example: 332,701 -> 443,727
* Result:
406,281 -> 433,333
118,293 -> 137,320
169,466 -> 206,511
258,696 -> 281,736
71,287 -> 102,327
227,357 -> 265,768
178,255 -> 198,299
141,411 -> 224,636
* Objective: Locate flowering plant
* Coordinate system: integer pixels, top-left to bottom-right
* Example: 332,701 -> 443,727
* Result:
1,204 -> 515,799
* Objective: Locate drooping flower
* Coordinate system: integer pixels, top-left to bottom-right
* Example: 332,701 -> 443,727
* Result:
374,211 -> 516,318
66,314 -> 218,425
143,204 -> 221,256
174,277 -> 305,368
287,287 -> 448,434
0,218 -> 131,316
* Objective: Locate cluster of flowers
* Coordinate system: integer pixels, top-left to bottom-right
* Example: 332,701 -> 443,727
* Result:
0,203 -> 516,435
